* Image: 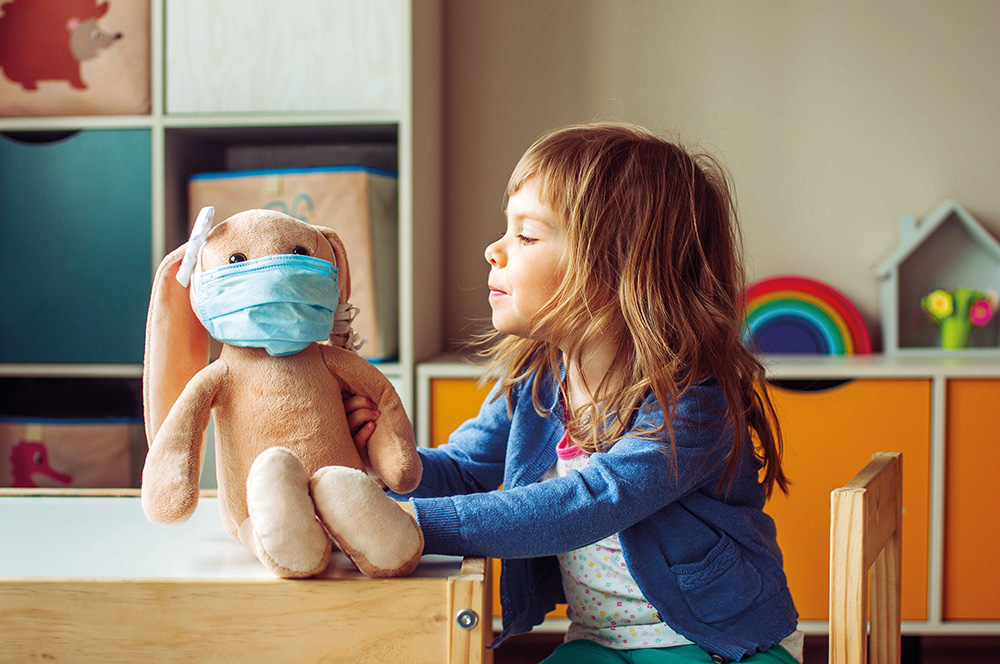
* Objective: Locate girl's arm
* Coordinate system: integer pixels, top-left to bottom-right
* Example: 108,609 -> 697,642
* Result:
410,385 -> 740,559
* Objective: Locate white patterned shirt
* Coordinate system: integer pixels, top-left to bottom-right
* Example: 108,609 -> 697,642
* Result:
550,432 -> 692,649
548,431 -> 804,661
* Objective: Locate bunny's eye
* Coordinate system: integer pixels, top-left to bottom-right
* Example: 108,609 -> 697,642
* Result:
229,253 -> 248,264
292,246 -> 310,256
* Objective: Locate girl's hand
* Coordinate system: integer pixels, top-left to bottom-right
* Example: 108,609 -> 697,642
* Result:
343,394 -> 380,454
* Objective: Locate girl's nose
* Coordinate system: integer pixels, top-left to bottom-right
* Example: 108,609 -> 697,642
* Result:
485,239 -> 503,267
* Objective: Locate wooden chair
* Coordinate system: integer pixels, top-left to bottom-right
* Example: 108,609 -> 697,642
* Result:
829,452 -> 902,664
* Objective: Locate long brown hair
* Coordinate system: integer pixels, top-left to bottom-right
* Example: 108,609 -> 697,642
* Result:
481,121 -> 788,498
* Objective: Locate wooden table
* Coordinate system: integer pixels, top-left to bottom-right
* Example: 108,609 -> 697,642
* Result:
0,490 -> 492,663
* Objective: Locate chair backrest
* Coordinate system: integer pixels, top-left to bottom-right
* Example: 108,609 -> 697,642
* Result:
829,452 -> 902,664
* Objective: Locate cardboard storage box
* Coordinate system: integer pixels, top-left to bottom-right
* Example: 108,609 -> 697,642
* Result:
189,166 -> 399,362
0,419 -> 140,488
0,0 -> 151,116
0,377 -> 144,488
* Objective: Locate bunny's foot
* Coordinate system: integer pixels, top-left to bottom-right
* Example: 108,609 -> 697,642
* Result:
310,465 -> 424,578
242,446 -> 331,578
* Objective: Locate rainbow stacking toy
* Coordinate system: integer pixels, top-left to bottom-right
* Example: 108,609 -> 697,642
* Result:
742,275 -> 872,355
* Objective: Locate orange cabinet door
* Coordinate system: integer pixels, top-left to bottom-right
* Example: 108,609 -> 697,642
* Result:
429,378 -> 492,448
429,377 -> 568,620
944,379 -> 1000,620
766,379 -> 931,622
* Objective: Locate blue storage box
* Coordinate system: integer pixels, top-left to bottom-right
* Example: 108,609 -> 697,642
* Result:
0,130 -> 151,364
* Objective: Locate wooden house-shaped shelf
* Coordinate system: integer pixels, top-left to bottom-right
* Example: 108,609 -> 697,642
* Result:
874,200 -> 1000,353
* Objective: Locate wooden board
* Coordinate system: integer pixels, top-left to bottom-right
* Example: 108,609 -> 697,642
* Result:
0,492 -> 490,663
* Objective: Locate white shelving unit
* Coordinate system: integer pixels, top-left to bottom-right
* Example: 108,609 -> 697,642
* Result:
0,0 -> 443,415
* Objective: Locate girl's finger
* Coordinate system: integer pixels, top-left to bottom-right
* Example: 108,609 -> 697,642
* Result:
346,408 -> 380,437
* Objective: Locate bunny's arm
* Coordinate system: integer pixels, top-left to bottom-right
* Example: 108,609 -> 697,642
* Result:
141,360 -> 229,525
320,346 -> 422,494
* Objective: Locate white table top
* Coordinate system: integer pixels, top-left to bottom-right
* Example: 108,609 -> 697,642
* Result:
0,494 -> 461,580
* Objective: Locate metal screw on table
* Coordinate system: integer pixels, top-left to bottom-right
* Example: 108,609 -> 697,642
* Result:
455,609 -> 479,630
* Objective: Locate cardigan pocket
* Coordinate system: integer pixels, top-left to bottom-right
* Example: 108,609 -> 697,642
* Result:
671,533 -> 762,625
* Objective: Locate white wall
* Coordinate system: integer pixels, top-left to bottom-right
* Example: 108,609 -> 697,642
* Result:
441,0 -> 1000,350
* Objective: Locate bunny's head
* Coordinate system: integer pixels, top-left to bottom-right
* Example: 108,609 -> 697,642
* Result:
144,208 -> 353,442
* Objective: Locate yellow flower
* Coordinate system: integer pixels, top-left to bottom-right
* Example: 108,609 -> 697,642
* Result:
922,289 -> 954,320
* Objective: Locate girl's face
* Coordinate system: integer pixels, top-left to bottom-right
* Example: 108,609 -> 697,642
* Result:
485,179 -> 567,340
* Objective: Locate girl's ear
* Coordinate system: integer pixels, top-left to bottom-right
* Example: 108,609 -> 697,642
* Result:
316,226 -> 351,304
143,244 -> 210,446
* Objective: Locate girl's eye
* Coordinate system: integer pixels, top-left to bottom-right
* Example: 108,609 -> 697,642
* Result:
292,246 -> 310,256
517,234 -> 537,245
229,253 -> 248,264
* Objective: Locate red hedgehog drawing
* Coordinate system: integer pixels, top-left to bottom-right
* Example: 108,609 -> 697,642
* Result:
0,0 -> 124,91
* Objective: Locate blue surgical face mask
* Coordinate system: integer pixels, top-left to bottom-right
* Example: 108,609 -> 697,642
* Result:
192,254 -> 340,357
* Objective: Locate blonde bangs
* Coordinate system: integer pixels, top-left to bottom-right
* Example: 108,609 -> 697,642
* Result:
504,129 -> 585,220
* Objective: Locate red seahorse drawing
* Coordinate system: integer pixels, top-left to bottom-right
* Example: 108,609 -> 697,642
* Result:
10,440 -> 73,488
0,0 -> 124,91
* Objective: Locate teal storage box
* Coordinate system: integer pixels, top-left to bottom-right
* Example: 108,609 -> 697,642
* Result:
0,130 -> 151,364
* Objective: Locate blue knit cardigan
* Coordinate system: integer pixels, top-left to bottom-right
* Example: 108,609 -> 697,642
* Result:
400,367 -> 798,661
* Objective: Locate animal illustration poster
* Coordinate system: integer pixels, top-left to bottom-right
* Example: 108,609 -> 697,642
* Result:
0,0 -> 150,116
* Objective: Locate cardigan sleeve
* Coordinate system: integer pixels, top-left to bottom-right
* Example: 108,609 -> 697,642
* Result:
411,384 -> 737,558
392,379 -> 511,499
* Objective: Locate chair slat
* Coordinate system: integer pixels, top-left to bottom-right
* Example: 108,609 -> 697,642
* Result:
829,452 -> 902,664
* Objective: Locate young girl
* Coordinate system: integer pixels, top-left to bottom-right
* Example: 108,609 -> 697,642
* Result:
349,121 -> 800,663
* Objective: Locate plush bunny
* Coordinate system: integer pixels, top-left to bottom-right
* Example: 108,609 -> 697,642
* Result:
141,207 -> 423,578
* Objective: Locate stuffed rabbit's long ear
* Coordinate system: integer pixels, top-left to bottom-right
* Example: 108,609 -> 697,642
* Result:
316,226 -> 351,304
143,244 -> 210,446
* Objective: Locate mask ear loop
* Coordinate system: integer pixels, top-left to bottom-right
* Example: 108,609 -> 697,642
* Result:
315,225 -> 366,354
176,206 -> 215,287
331,303 -> 366,353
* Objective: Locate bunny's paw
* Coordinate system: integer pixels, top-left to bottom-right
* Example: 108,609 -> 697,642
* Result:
310,465 -> 423,578
243,446 -> 332,578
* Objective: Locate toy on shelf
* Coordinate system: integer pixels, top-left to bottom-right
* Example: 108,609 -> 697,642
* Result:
742,275 -> 872,355
874,200 -> 1000,353
142,208 -> 423,579
921,287 -> 998,350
